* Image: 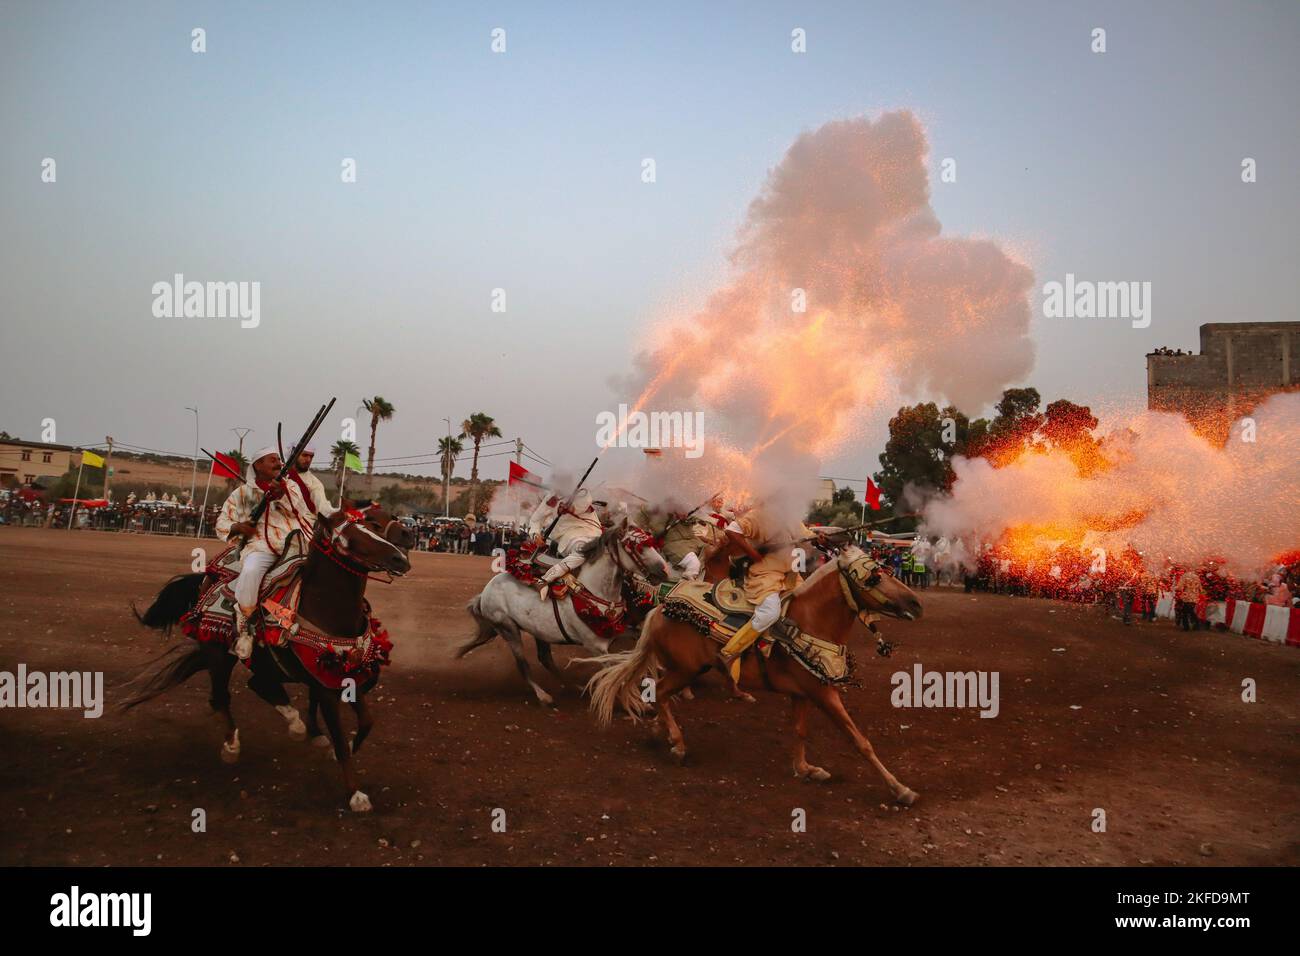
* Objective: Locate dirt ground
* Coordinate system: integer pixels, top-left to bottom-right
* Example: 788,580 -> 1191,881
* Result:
1,528 -> 1296,867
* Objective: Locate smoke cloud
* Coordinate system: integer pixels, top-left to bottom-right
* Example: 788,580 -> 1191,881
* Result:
921,393 -> 1300,574
615,111 -> 1035,513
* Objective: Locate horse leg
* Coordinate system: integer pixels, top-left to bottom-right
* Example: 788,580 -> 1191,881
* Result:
306,697 -> 330,748
533,640 -> 569,690
313,686 -> 371,812
812,683 -> 917,805
713,658 -> 756,704
791,696 -> 831,782
350,695 -> 374,754
246,660 -> 306,740
200,643 -> 241,764
500,621 -> 554,707
650,667 -> 697,764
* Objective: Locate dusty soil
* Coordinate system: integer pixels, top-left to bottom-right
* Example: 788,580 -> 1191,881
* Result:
1,528 -> 1296,867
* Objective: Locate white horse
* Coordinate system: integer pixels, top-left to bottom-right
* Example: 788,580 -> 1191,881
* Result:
462,518 -> 675,705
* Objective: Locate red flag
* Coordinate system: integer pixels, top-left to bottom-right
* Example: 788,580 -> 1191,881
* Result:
865,477 -> 882,511
508,460 -> 547,491
211,452 -> 242,481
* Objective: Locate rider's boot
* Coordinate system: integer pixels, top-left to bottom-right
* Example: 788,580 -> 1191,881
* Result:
233,607 -> 255,661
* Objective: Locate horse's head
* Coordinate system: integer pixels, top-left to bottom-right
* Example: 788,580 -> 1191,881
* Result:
836,546 -> 922,621
342,499 -> 418,553
605,517 -> 673,585
321,504 -> 412,576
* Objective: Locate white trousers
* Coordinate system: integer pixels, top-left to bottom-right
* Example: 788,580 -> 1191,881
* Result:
751,592 -> 781,633
234,550 -> 276,613
677,552 -> 701,580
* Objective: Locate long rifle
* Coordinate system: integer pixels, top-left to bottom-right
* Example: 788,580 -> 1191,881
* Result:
662,490 -> 721,535
542,456 -> 598,540
231,399 -> 336,541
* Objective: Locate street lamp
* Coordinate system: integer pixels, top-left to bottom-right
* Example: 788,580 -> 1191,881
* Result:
185,406 -> 199,503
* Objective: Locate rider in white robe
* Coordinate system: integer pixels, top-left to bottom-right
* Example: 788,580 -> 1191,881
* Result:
215,447 -> 312,659
528,489 -> 603,599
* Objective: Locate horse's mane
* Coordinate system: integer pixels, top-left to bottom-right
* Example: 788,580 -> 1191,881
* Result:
791,544 -> 862,598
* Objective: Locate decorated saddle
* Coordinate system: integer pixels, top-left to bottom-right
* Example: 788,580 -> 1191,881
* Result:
179,530 -> 392,689
657,579 -> 856,686
503,539 -> 636,641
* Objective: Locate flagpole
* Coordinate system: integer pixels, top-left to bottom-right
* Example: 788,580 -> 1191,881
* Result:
338,463 -> 347,508
196,466 -> 213,538
67,458 -> 85,529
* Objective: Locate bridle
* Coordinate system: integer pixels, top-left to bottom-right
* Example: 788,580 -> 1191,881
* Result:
608,526 -> 662,579
311,508 -> 409,583
837,552 -> 900,656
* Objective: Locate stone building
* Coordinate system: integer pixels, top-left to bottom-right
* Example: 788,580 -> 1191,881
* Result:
1147,321 -> 1300,441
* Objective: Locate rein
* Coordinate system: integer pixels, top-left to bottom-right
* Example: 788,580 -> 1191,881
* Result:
306,512 -> 402,584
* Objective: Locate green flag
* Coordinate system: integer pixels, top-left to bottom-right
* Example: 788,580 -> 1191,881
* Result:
344,451 -> 364,473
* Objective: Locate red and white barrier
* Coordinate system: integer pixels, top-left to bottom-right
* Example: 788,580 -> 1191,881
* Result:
1155,593 -> 1299,647
1225,599 -> 1300,646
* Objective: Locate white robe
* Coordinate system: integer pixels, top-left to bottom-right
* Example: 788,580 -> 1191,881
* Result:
216,480 -> 312,556
293,469 -> 336,518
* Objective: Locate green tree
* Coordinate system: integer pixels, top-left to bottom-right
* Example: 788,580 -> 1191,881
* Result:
460,412 -> 502,516
330,439 -> 360,488
438,435 -> 463,482
362,396 -> 395,488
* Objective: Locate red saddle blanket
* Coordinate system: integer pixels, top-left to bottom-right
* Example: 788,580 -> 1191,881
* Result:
179,546 -> 392,690
504,541 -> 634,640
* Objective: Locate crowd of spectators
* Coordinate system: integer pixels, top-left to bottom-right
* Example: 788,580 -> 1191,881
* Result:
958,541 -> 1299,627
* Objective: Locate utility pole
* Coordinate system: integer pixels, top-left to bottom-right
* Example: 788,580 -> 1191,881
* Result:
185,405 -> 199,504
102,436 -> 114,503
231,427 -> 252,461
514,437 -> 523,528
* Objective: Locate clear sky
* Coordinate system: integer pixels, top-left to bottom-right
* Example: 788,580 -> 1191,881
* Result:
2,0 -> 1297,485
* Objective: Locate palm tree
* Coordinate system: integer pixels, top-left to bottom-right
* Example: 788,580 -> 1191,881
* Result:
362,396 -> 395,488
437,435 -> 464,479
437,435 -> 464,515
460,412 -> 502,516
223,449 -> 248,485
331,439 -> 360,489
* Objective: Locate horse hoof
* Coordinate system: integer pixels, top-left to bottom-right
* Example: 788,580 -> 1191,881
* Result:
678,687 -> 695,701
535,692 -> 555,708
349,791 -> 373,813
670,746 -> 687,765
287,718 -> 307,740
736,692 -> 757,704
220,731 -> 241,764
895,787 -> 919,806
798,766 -> 832,783
311,735 -> 331,748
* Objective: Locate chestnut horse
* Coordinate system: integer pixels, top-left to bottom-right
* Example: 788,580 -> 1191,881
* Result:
124,504 -> 414,812
586,546 -> 924,804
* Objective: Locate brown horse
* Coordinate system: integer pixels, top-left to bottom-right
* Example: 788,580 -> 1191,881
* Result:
124,503 -> 413,812
586,546 -> 924,804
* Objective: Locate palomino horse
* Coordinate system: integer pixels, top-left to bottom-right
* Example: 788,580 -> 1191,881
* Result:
586,546 -> 925,804
124,504 -> 414,812
461,518 -> 674,706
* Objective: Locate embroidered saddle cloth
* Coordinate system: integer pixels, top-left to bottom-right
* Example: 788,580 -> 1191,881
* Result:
658,579 -> 854,685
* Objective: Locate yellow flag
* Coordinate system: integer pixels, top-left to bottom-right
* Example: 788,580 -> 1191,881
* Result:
80,450 -> 105,468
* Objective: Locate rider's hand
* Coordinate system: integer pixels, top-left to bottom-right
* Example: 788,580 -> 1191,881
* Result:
230,522 -> 257,539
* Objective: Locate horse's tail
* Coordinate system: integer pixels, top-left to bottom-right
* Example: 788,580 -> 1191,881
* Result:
132,572 -> 205,634
584,612 -> 662,726
116,643 -> 207,712
457,593 -> 497,658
